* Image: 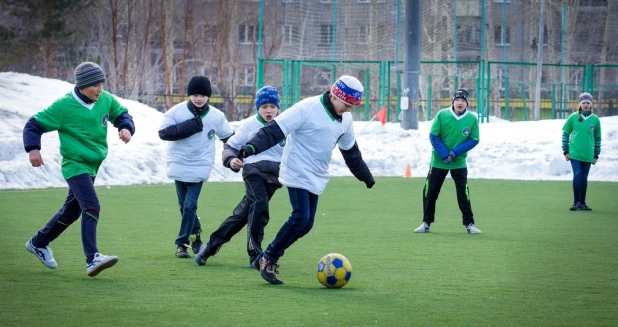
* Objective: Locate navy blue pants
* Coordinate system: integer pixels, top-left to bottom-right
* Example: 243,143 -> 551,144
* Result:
263,187 -> 318,263
570,159 -> 592,205
174,180 -> 203,246
31,173 -> 100,263
203,175 -> 280,263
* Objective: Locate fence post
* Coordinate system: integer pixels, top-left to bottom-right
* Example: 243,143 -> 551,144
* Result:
551,84 -> 556,119
427,74 -> 432,120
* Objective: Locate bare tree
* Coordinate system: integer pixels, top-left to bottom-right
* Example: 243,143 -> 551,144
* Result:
158,0 -> 174,110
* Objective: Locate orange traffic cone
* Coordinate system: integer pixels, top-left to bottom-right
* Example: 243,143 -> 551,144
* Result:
404,164 -> 412,178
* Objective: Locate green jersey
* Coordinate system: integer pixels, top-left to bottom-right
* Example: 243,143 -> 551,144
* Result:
562,112 -> 601,163
430,107 -> 480,169
34,89 -> 128,179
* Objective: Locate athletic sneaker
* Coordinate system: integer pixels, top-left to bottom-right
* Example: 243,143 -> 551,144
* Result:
570,202 -> 582,211
259,256 -> 283,285
194,244 -> 209,266
86,253 -> 119,277
175,245 -> 191,258
580,204 -> 592,211
249,255 -> 261,270
466,224 -> 482,234
25,238 -> 57,269
190,232 -> 203,255
414,222 -> 430,233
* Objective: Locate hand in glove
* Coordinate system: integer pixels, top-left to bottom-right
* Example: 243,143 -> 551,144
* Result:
237,145 -> 255,159
444,150 -> 456,164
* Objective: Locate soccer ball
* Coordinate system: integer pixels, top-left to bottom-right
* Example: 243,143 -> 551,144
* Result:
316,253 -> 352,288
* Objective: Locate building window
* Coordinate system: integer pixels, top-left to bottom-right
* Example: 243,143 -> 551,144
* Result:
238,67 -> 255,86
319,24 -> 333,46
498,69 -> 508,91
494,25 -> 510,46
238,24 -> 257,44
199,24 -> 218,44
281,24 -> 299,45
543,25 -> 549,46
457,25 -> 481,45
357,25 -> 369,44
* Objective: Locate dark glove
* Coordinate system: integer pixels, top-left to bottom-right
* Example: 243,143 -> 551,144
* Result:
237,145 -> 255,159
365,179 -> 375,189
444,150 -> 456,164
192,115 -> 203,128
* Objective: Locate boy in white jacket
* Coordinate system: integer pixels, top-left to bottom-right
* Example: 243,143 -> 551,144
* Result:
159,76 -> 234,258
238,76 -> 375,284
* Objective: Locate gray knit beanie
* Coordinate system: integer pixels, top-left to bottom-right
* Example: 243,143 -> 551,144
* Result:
74,62 -> 106,89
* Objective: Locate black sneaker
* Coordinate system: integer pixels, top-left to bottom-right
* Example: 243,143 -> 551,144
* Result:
580,204 -> 592,211
175,245 -> 191,258
191,233 -> 203,255
569,202 -> 582,211
249,255 -> 260,270
259,256 -> 283,285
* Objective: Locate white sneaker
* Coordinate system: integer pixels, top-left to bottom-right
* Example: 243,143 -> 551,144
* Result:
86,253 -> 119,277
25,238 -> 57,269
466,224 -> 482,234
414,222 -> 430,233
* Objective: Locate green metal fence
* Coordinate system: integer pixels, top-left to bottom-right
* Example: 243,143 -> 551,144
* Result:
257,59 -> 618,123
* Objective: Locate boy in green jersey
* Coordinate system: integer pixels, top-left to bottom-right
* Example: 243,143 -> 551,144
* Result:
562,92 -> 602,211
23,62 -> 135,277
414,89 -> 481,234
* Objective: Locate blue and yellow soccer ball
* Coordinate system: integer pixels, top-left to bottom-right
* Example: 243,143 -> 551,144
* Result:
316,253 -> 352,288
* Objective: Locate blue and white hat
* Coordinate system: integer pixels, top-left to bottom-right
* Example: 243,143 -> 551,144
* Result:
331,75 -> 364,107
255,85 -> 280,110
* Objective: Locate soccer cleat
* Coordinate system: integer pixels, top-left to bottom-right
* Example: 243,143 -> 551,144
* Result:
570,202 -> 582,211
580,204 -> 592,211
25,238 -> 57,269
194,244 -> 209,266
414,222 -> 430,233
259,256 -> 283,285
466,224 -> 482,234
249,255 -> 260,270
190,232 -> 203,255
176,245 -> 191,258
86,253 -> 118,277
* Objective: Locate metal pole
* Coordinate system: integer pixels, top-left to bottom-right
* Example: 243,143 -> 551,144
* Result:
453,0 -> 458,90
331,1 -> 336,62
560,4 -> 566,118
534,0 -> 546,121
256,0 -> 264,89
402,0 -> 421,130
479,0 -> 486,122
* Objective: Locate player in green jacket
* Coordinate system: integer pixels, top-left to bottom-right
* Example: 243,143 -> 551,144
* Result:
23,62 -> 135,277
562,92 -> 602,211
414,89 -> 481,234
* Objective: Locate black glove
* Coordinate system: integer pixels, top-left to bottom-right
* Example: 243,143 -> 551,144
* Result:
237,145 -> 255,159
365,179 -> 375,189
192,115 -> 203,129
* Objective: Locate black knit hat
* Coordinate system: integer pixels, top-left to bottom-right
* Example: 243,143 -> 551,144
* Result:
187,76 -> 212,97
452,89 -> 470,106
74,62 -> 106,89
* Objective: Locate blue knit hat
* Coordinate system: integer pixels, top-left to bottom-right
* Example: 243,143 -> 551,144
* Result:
255,85 -> 280,111
74,62 -> 105,89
